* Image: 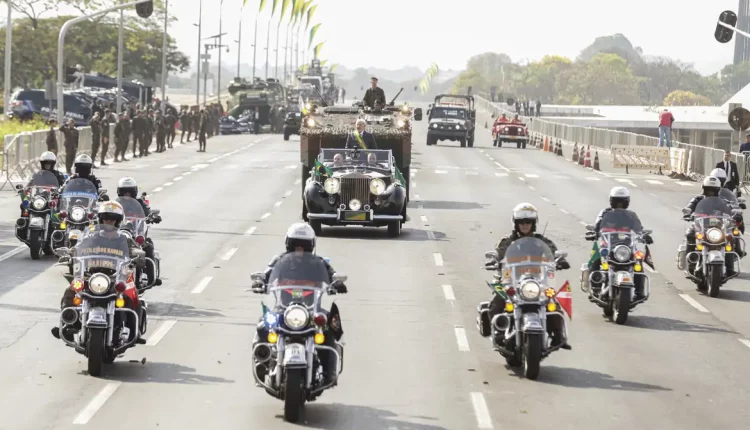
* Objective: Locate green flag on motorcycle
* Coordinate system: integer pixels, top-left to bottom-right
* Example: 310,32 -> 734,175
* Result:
487,281 -> 508,301
588,241 -> 600,266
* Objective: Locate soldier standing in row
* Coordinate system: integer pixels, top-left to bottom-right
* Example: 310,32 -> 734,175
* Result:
166,110 -> 176,148
155,111 -> 167,153
198,108 -> 207,152
62,119 -> 79,174
89,112 -> 101,164
133,111 -> 146,158
113,113 -> 126,162
123,113 -> 132,159
180,108 -> 190,143
46,119 -> 58,154
191,107 -> 200,141
145,110 -> 154,156
100,110 -> 114,166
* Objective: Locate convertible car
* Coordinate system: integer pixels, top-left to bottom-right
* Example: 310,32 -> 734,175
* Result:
303,148 -> 407,237
493,121 -> 529,148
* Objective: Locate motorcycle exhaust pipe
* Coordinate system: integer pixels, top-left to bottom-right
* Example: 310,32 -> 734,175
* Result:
687,252 -> 701,264
590,271 -> 605,284
492,314 -> 510,332
51,230 -> 64,242
254,344 -> 272,363
61,308 -> 79,325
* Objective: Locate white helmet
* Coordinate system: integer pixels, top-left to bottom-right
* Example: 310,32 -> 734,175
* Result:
512,202 -> 538,232
117,177 -> 138,197
285,222 -> 316,252
609,186 -> 630,209
40,151 -> 56,163
710,168 -> 727,185
702,176 -> 721,196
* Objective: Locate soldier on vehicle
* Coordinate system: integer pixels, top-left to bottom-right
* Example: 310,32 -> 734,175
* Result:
363,77 -> 386,109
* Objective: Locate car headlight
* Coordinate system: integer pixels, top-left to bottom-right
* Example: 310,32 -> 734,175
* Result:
349,199 -> 362,211
370,178 -> 386,195
88,274 -> 110,295
397,119 -> 406,128
32,197 -> 46,210
307,118 -> 315,127
432,123 -> 438,129
283,305 -> 309,330
613,245 -> 632,262
70,206 -> 86,222
519,280 -> 541,300
455,124 -> 460,130
324,178 -> 340,194
707,228 -> 724,244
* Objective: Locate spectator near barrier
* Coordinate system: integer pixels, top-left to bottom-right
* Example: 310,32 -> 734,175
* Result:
658,109 -> 674,148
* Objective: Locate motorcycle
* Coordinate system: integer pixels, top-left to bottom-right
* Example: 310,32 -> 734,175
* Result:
116,195 -> 161,289
55,178 -> 107,250
677,197 -> 743,297
720,188 -> 746,256
15,171 -> 61,259
476,237 -> 569,380
580,210 -> 653,325
54,224 -> 148,377
249,252 -> 346,423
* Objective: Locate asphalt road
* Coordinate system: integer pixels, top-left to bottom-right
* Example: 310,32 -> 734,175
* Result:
0,107 -> 749,429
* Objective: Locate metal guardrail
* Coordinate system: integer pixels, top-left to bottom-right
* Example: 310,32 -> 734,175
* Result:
474,95 -> 746,181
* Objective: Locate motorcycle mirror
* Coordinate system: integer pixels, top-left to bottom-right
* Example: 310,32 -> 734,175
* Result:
484,250 -> 499,260
151,209 -> 160,215
741,203 -> 747,210
554,250 -> 568,259
99,189 -> 108,195
585,224 -> 594,230
54,247 -> 70,257
643,229 -> 653,235
332,273 -> 347,283
14,184 -> 23,190
681,208 -> 691,215
251,272 -> 265,282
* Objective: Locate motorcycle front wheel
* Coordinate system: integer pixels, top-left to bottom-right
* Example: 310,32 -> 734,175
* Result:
283,368 -> 305,423
29,230 -> 42,260
87,328 -> 106,377
523,334 -> 542,380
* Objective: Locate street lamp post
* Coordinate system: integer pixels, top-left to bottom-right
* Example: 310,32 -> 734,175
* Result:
3,0 -> 12,115
236,18 -> 242,78
195,0 -> 202,105
116,0 -> 123,115
264,17 -> 270,79
252,16 -> 257,80
217,0 -> 224,104
160,0 -> 168,114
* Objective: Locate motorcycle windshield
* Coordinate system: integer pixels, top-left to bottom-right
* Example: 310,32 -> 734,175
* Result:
719,188 -> 740,207
116,196 -> 147,236
28,171 -> 59,194
268,252 -> 328,309
600,209 -> 642,246
501,237 -> 555,285
72,224 -> 130,277
694,197 -> 733,231
60,178 -> 98,212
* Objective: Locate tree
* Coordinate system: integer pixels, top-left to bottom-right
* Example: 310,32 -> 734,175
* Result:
664,90 -> 712,106
11,0 -> 59,29
720,62 -> 750,95
452,69 -> 487,95
579,33 -> 643,66
515,55 -> 572,102
560,53 -> 640,105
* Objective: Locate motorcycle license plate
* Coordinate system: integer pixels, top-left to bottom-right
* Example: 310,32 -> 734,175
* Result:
283,343 -> 306,366
30,217 -> 44,227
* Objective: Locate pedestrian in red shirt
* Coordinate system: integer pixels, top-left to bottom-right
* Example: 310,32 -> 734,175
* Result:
658,109 -> 674,147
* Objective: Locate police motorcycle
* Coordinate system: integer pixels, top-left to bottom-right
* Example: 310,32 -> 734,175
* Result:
719,188 -> 746,257
116,196 -> 161,290
53,223 -> 148,377
477,237 -> 569,380
54,178 -> 108,250
677,197 -> 743,297
249,252 -> 347,423
14,171 -> 61,259
581,210 -> 653,325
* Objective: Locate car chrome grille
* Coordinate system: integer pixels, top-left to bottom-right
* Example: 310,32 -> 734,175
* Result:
340,177 -> 370,208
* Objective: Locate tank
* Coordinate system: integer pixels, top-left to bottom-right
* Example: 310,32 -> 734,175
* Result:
298,95 -> 423,197
227,78 -> 287,132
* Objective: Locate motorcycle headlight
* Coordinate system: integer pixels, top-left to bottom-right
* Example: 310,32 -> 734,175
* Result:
613,245 -> 631,262
323,178 -> 340,194
88,274 -> 110,295
283,305 -> 309,330
370,178 -> 386,195
519,280 -> 541,300
70,206 -> 86,222
32,197 -> 46,210
707,228 -> 724,244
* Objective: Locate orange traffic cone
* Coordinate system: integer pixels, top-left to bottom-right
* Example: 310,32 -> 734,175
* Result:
572,143 -> 579,162
593,151 -> 600,171
584,145 -> 592,168
543,136 -> 549,152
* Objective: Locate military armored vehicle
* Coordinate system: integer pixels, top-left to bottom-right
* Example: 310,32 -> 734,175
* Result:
227,78 -> 287,132
426,94 -> 476,147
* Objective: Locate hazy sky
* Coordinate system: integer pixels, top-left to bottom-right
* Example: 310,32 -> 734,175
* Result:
60,0 -> 743,74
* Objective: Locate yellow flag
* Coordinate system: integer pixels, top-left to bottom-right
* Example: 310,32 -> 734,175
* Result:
306,4 -> 318,30
271,0 -> 279,15
330,63 -> 338,73
320,59 -> 328,67
280,0 -> 292,22
313,41 -> 324,59
309,23 -> 321,48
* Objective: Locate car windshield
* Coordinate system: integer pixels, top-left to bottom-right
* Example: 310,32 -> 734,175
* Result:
116,196 -> 147,237
60,178 -> 98,211
73,224 -> 131,277
501,237 -> 555,285
694,197 -> 733,231
268,252 -> 328,309
28,171 -> 59,195
320,148 -> 392,169
431,107 -> 466,119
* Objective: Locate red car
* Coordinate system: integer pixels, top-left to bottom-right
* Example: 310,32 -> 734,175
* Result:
493,121 -> 529,148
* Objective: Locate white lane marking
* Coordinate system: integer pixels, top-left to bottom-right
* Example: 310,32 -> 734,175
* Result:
454,327 -> 470,351
677,182 -> 694,186
426,230 -> 436,240
152,187 -> 163,192
479,149 -> 485,153
528,185 -> 536,191
72,382 -> 122,424
412,181 -> 417,188
207,157 -> 220,162
518,177 -> 526,181
183,171 -> 192,176
433,253 -> 444,266
0,246 -> 26,263
173,176 -> 183,181
495,173 -> 508,177
524,173 -> 539,178
412,168 -> 419,175
284,190 -> 293,197
541,197 -> 550,202
435,170 -> 447,174
646,180 -> 663,185
260,212 -> 271,219
579,220 -> 588,226
162,164 -> 178,169
559,208 -> 569,214
592,169 -> 613,178
245,226 -> 257,236
494,161 -> 511,172
294,178 -> 302,185
465,171 -> 479,176
442,284 -> 456,300
420,215 -> 428,223
222,248 -> 238,261
470,392 -> 493,429
488,157 -> 495,161
191,276 -> 213,294
679,294 -> 709,313
146,320 -> 178,346
649,192 -> 658,197
191,163 -> 209,170
164,182 -> 174,187
738,338 -> 750,349
616,178 -> 635,184
586,177 -> 601,181
285,164 -> 296,169
274,201 -> 283,208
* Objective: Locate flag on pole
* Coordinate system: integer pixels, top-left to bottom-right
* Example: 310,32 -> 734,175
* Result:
587,241 -> 600,267
299,94 -> 308,115
644,245 -> 655,270
314,159 -> 332,176
556,281 -> 572,319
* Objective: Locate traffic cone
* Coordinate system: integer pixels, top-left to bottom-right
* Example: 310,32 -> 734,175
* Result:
593,151 -> 600,171
543,136 -> 549,152
572,143 -> 579,162
578,146 -> 585,165
557,140 -> 563,156
584,145 -> 592,168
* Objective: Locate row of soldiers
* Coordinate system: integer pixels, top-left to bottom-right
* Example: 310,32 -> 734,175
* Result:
177,104 -> 223,152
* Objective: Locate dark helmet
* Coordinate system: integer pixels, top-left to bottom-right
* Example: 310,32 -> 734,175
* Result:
702,177 -> 721,197
73,154 -> 93,176
609,186 -> 630,209
40,151 -> 57,171
285,223 -> 316,252
97,201 -> 124,227
117,177 -> 138,197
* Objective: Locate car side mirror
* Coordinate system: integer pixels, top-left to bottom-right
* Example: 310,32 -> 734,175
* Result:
485,251 -> 499,260
413,108 -> 422,121
251,272 -> 265,282
332,273 -> 347,283
54,247 -> 70,257
554,250 -> 568,259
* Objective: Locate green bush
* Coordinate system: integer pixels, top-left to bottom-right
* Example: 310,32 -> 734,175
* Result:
0,117 -> 49,138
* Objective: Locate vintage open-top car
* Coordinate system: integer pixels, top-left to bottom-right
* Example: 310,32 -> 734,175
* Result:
493,121 -> 529,148
303,148 -> 408,237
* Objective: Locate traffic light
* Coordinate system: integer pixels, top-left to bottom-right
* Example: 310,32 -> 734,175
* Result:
716,10 -> 737,43
135,0 -> 153,18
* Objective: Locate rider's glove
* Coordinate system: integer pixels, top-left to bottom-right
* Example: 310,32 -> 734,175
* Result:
584,232 -> 596,241
251,281 -> 266,294
644,234 -> 654,245
557,259 -> 571,270
332,281 -> 348,294
152,215 -> 162,224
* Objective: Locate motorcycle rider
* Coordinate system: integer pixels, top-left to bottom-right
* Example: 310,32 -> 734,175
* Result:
585,187 -> 653,300
251,223 -> 347,385
64,154 -> 103,192
683,177 -> 739,278
710,168 -> 746,236
51,201 -> 146,342
38,151 -> 67,186
487,203 -> 571,349
116,177 -> 162,286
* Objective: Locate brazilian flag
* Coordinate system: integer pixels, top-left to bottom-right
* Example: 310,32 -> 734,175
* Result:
487,281 -> 509,300
588,241 -> 600,266
314,159 -> 332,177
394,166 -> 407,186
